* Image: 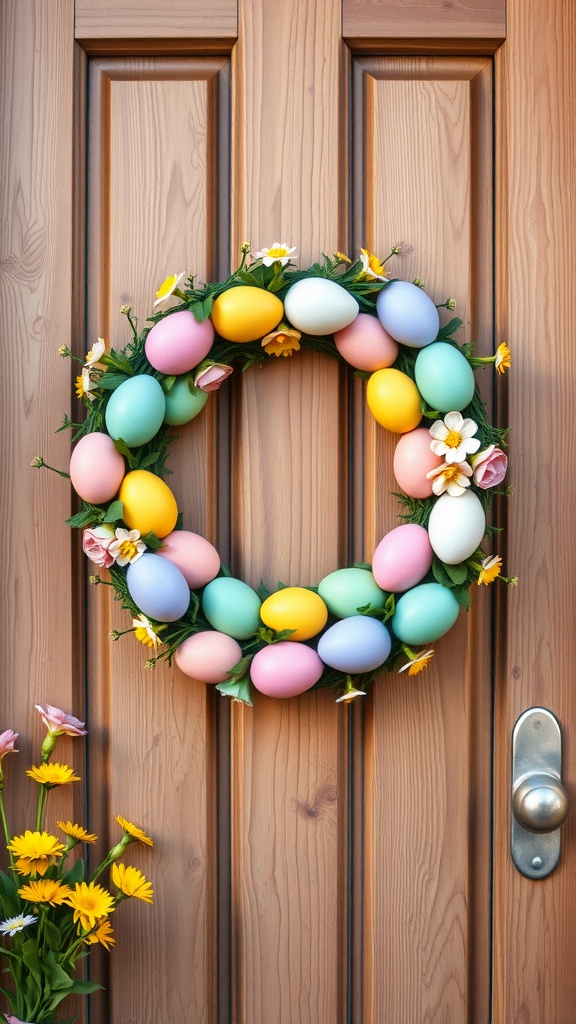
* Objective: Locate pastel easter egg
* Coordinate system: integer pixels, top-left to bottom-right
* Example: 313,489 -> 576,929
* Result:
318,568 -> 385,618
157,530 -> 220,589
284,278 -> 359,335
366,368 -> 422,433
145,309 -> 215,375
415,342 -> 475,412
334,313 -> 398,371
118,470 -> 178,538
211,286 -> 283,342
175,631 -> 242,684
105,375 -> 166,448
163,376 -> 209,426
427,490 -> 486,564
393,428 -> 443,499
69,431 -> 125,504
372,524 -> 433,593
202,577 -> 262,639
392,583 -> 460,644
376,281 -> 440,348
317,616 -> 392,673
260,587 -> 328,641
250,642 -> 324,698
126,553 -> 190,622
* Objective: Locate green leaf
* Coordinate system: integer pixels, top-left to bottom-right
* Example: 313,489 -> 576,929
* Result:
46,978 -> 102,1011
432,557 -> 454,588
42,917 -> 63,952
112,438 -> 138,467
65,508 -> 101,529
216,677 -> 254,705
202,295 -> 213,318
44,954 -> 74,989
139,451 -> 162,470
438,316 -> 463,337
452,584 -> 472,609
141,531 -> 163,550
352,562 -> 372,571
190,300 -> 206,322
98,372 -> 130,390
444,562 -> 468,585
162,375 -> 176,392
21,938 -> 42,987
102,500 -> 124,523
257,579 -> 272,600
62,856 -> 85,885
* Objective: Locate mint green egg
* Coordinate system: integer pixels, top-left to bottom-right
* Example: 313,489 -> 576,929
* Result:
414,342 -> 475,413
163,376 -> 209,426
318,568 -> 386,618
202,577 -> 262,639
392,582 -> 460,644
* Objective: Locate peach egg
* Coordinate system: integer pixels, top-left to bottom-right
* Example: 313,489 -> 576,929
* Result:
334,312 -> 398,371
69,431 -> 125,504
393,427 -> 443,498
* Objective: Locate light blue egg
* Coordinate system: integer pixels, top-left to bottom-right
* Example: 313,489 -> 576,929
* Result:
105,375 -> 166,447
376,281 -> 439,348
415,342 -> 475,412
163,376 -> 209,426
127,553 -> 190,622
318,568 -> 385,619
202,577 -> 262,639
317,616 -> 391,673
392,583 -> 460,644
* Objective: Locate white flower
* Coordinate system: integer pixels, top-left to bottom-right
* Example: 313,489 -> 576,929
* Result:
398,650 -> 434,675
108,528 -> 146,567
253,243 -> 297,267
154,272 -> 186,306
75,367 -> 99,402
85,337 -> 106,366
132,614 -> 163,650
358,248 -> 387,281
426,459 -> 473,496
429,411 -> 481,464
0,914 -> 38,937
336,687 -> 367,704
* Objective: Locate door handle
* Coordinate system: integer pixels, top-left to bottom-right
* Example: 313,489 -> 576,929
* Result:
511,707 -> 569,878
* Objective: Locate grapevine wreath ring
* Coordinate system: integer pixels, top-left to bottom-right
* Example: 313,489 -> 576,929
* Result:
41,244 -> 513,705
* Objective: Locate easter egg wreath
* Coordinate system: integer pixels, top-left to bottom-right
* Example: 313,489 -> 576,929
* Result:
42,243 -> 514,705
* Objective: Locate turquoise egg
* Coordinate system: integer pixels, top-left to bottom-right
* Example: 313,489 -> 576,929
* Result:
318,568 -> 385,618
105,375 -> 166,447
202,577 -> 262,639
392,583 -> 460,644
163,376 -> 209,426
414,342 -> 475,413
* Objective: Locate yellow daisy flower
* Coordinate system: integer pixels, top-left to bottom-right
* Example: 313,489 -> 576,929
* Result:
83,917 -> 116,951
26,763 -> 81,787
7,831 -> 66,876
111,863 -> 154,904
116,816 -> 154,847
477,555 -> 503,586
67,882 -> 115,932
358,248 -> 387,281
132,614 -> 164,650
261,327 -> 301,358
334,251 -> 351,264
154,271 -> 186,306
495,342 -> 511,375
18,878 -> 72,906
399,650 -> 435,675
57,821 -> 97,844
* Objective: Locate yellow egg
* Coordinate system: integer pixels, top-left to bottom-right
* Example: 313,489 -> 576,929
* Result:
118,470 -> 178,538
366,368 -> 422,433
211,286 -> 283,342
260,587 -> 328,642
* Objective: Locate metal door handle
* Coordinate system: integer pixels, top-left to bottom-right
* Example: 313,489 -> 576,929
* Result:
511,708 -> 569,878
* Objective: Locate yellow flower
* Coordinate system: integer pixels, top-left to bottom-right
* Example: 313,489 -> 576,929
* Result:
253,243 -> 297,267
7,831 -> 66,876
75,367 -> 99,402
132,614 -> 164,650
57,821 -> 97,844
154,271 -> 185,307
85,337 -> 106,367
358,248 -> 387,281
495,342 -> 511,375
67,882 -> 115,932
111,863 -> 154,904
477,555 -> 502,586
399,650 -> 435,675
83,917 -> 116,951
26,763 -> 81,787
261,327 -> 301,358
18,878 -> 72,906
116,816 -> 154,847
334,251 -> 351,264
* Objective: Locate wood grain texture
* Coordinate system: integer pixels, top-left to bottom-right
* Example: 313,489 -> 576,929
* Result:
75,0 -> 237,41
493,0 -> 576,1019
343,0 -> 505,42
353,57 -> 494,1023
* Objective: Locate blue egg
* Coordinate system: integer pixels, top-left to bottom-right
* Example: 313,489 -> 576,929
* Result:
376,281 -> 439,348
202,577 -> 262,639
127,553 -> 190,622
105,375 -> 166,447
392,583 -> 460,645
317,616 -> 391,673
415,342 -> 475,412
163,376 -> 209,426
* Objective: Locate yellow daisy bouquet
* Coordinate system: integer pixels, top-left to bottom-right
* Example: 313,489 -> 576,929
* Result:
0,706 -> 153,1024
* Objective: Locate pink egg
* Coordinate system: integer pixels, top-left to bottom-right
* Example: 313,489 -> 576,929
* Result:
69,431 -> 125,504
334,312 -> 398,371
393,427 -> 443,498
145,309 -> 214,375
372,524 -> 433,593
157,530 -> 220,589
250,642 -> 324,698
175,631 -> 242,683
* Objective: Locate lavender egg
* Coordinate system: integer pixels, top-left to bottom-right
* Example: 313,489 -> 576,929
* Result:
317,616 -> 391,673
126,553 -> 190,622
376,281 -> 439,348
250,642 -> 324,698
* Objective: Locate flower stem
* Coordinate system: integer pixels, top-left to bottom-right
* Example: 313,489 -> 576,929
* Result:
0,791 -> 14,868
36,785 -> 48,831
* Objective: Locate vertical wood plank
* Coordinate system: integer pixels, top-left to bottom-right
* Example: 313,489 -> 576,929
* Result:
493,0 -> 576,1018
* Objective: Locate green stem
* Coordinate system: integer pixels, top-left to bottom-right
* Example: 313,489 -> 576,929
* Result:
36,785 -> 48,831
0,791 -> 14,868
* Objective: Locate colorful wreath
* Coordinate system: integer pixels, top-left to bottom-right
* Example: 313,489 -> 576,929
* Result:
37,243 -> 513,704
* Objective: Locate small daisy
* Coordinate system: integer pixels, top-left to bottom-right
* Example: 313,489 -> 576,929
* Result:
85,337 -> 106,367
429,411 -> 481,465
476,555 -> 502,586
261,326 -> 301,358
67,881 -> 115,932
18,878 -> 72,906
57,821 -> 98,844
399,650 -> 435,675
83,917 -> 115,951
108,528 -> 146,567
132,614 -> 164,650
0,914 -> 37,937
26,763 -> 81,787
154,272 -> 186,307
495,342 -> 511,375
426,459 -> 473,496
358,248 -> 387,281
116,815 -> 154,847
75,367 -> 99,402
111,863 -> 154,904
253,243 -> 297,267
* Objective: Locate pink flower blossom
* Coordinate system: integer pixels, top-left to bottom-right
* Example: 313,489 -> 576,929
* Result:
35,705 -> 86,738
193,361 -> 233,392
5,1015 -> 35,1023
83,524 -> 116,568
471,445 -> 508,489
0,730 -> 18,759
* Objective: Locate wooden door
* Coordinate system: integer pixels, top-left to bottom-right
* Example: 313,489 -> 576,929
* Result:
1,1 -> 575,1021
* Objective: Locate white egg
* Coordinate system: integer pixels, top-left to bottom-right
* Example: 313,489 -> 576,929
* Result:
284,278 -> 359,335
427,491 -> 486,564
376,281 -> 439,348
